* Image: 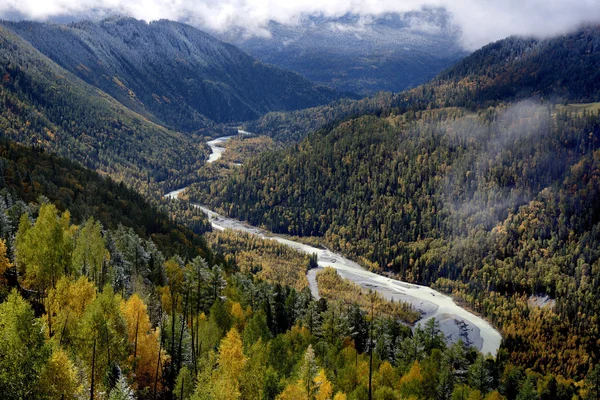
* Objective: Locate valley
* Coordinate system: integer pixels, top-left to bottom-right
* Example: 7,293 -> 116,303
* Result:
1,10 -> 600,399
165,133 -> 502,356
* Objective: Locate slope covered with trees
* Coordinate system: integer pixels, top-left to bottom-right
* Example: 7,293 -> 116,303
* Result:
189,72 -> 600,375
4,17 -> 343,132
247,25 -> 600,143
2,189 -> 598,400
0,139 -> 211,260
0,25 -> 209,192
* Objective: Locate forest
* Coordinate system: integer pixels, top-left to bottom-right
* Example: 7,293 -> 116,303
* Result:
0,101 -> 593,399
179,26 -> 600,380
188,101 -> 600,376
2,180 -> 599,400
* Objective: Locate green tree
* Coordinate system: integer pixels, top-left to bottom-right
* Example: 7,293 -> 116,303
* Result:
15,204 -> 73,292
243,310 -> 272,347
0,290 -> 50,399
175,366 -> 195,400
72,217 -> 106,286
469,355 -> 493,394
240,339 -> 268,400
299,345 -> 319,398
516,377 -> 537,400
79,285 -> 128,395
420,318 -> 446,353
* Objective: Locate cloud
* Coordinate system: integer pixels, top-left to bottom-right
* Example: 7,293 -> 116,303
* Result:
1,0 -> 599,49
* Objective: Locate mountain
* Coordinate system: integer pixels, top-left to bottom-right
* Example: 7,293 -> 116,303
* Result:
188,26 -> 600,375
246,25 -> 600,142
0,24 -> 208,191
4,17 -> 343,132
217,9 -> 467,95
1,14 -> 600,400
401,25 -> 600,109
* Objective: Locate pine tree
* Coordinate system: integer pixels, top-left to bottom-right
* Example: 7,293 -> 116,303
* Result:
299,345 -> 319,398
108,375 -> 136,400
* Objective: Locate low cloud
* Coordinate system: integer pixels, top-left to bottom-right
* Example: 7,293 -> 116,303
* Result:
1,0 -> 599,49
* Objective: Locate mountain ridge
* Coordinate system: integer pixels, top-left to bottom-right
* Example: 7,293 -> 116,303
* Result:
217,9 -> 467,95
3,17 -> 345,132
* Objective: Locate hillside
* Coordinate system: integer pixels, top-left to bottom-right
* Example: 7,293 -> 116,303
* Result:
0,139 -> 212,260
4,17 -> 343,132
400,25 -> 600,110
188,25 -> 600,376
247,25 -> 600,142
218,10 -> 467,95
0,25 -> 208,192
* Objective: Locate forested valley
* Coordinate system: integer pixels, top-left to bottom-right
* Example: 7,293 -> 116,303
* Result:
1,10 -> 600,400
3,136 -> 588,400
3,145 -> 599,400
187,25 -> 600,380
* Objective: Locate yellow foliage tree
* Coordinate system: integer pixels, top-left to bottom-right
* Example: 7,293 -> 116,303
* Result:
333,393 -> 347,400
39,347 -> 82,399
231,301 -> 245,331
0,239 -> 12,276
276,382 -> 306,400
121,294 -> 166,391
399,361 -> 424,398
315,368 -> 334,400
375,361 -> 397,390
484,391 -> 505,400
214,328 -> 247,400
46,276 -> 96,345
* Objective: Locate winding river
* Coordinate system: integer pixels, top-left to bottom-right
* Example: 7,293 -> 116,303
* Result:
166,131 -> 502,355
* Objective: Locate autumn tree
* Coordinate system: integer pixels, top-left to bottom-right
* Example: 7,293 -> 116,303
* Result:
0,290 -> 50,399
0,239 -> 12,276
46,275 -> 96,346
39,347 -> 82,399
214,328 -> 248,399
315,369 -> 334,400
399,360 -> 425,399
121,293 -> 166,391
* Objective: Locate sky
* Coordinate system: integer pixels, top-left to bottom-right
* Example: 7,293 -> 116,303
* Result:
1,0 -> 599,49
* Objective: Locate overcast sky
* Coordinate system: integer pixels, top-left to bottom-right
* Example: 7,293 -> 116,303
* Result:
1,0 -> 599,49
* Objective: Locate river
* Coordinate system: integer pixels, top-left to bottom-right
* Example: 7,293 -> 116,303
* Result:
165,131 -> 502,355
